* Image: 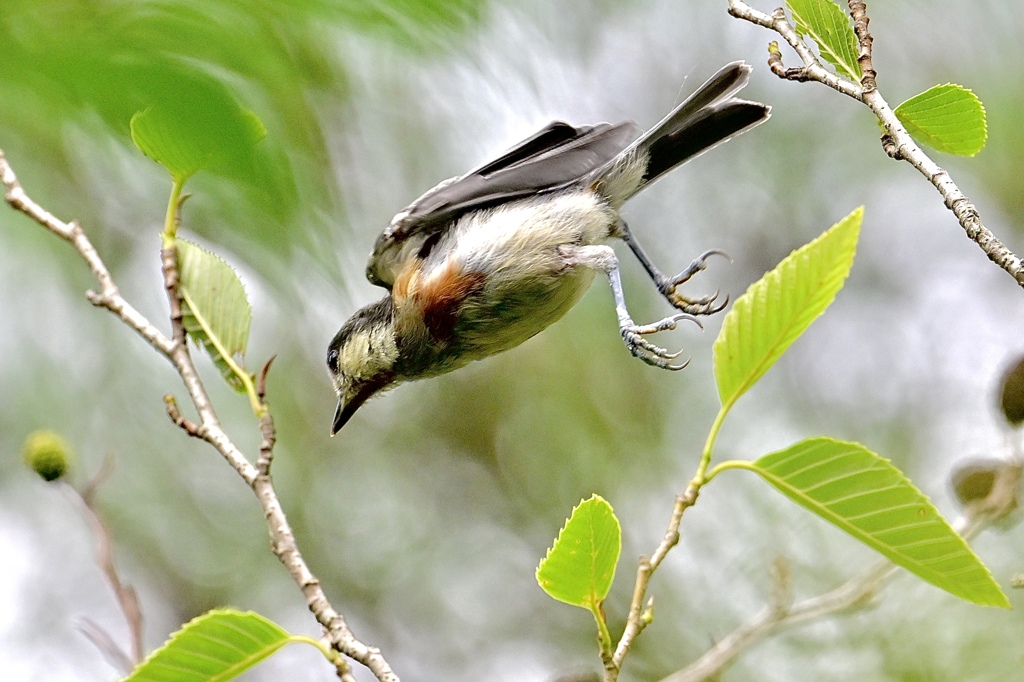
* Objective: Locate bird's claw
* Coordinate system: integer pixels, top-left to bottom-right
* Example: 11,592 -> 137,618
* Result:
621,312 -> 700,371
667,290 -> 729,316
660,249 -> 731,316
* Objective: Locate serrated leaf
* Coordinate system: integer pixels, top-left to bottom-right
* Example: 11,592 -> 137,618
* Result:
713,207 -> 861,409
536,495 -> 621,608
176,239 -> 252,392
131,99 -> 266,184
751,437 -> 1009,607
894,84 -> 988,156
787,0 -> 862,81
122,609 -> 290,682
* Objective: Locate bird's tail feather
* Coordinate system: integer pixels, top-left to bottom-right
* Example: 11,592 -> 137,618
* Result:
596,62 -> 771,206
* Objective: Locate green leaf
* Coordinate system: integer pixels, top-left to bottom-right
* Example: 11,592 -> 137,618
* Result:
713,207 -> 861,409
750,437 -> 1009,607
131,98 -> 266,184
894,84 -> 988,156
122,609 -> 291,682
176,239 -> 253,392
787,0 -> 862,81
536,494 -> 621,608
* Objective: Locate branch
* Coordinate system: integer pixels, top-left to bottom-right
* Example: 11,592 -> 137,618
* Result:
659,459 -> 1021,682
659,560 -> 894,682
1,151 -> 176,355
847,1 -> 876,93
609,482 -> 700,679
256,355 -> 278,476
726,1 -> 1024,288
1,150 -> 399,682
72,456 -> 145,670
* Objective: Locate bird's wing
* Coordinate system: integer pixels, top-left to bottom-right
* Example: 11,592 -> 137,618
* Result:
366,120 -> 638,289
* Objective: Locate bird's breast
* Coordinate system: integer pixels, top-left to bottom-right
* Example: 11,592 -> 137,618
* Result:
419,190 -> 615,359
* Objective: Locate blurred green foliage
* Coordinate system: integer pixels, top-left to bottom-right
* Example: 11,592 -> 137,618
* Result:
3,1 -> 1024,682
0,0 -> 482,251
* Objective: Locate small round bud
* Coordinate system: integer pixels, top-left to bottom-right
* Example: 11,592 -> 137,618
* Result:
999,355 -> 1024,426
22,430 -> 72,482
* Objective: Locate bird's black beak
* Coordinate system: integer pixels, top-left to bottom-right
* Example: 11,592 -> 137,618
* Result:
330,373 -> 395,436
330,384 -> 377,436
331,399 -> 357,436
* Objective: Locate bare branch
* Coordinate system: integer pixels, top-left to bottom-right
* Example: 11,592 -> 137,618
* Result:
1,150 -> 400,682
726,1 -> 1024,288
78,618 -> 135,674
660,458 -> 1020,682
847,1 -> 877,93
164,394 -> 203,438
80,452 -> 117,506
2,151 -> 177,356
607,482 -> 702,680
66,477 -> 146,666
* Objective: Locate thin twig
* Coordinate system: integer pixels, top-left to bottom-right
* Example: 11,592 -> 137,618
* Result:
67,470 -> 146,667
608,481 -> 701,680
256,355 -> 277,475
164,395 -> 203,437
728,4 -> 862,98
659,559 -> 895,682
847,1 -> 876,93
78,618 -> 135,674
161,242 -> 187,347
726,0 -> 1024,287
659,459 -> 1020,682
1,150 -> 176,355
1,150 -> 399,682
80,451 -> 117,507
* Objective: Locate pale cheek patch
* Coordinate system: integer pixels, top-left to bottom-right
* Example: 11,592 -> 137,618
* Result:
340,329 -> 398,385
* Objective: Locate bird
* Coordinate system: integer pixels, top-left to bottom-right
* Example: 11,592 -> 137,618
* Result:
327,61 -> 770,434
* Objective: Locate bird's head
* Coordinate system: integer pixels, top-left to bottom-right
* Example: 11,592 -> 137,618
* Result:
327,297 -> 399,434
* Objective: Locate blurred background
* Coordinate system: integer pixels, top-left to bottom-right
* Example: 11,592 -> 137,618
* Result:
2,1 -> 1023,680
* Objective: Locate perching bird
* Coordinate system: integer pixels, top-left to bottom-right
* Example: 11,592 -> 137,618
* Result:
328,61 -> 770,433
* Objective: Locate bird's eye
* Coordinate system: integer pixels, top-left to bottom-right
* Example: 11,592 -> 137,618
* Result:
327,348 -> 339,373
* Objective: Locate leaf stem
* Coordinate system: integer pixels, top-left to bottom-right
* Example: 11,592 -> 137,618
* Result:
592,601 -> 614,662
162,177 -> 185,245
696,403 -> 731,484
290,634 -> 339,662
289,635 -> 358,680
704,459 -> 756,483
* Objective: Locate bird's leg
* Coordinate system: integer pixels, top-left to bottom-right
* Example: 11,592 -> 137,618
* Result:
617,220 -> 729,316
560,244 -> 699,370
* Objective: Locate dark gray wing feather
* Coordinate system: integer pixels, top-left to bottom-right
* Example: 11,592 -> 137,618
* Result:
367,120 -> 638,288
403,120 -> 637,230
